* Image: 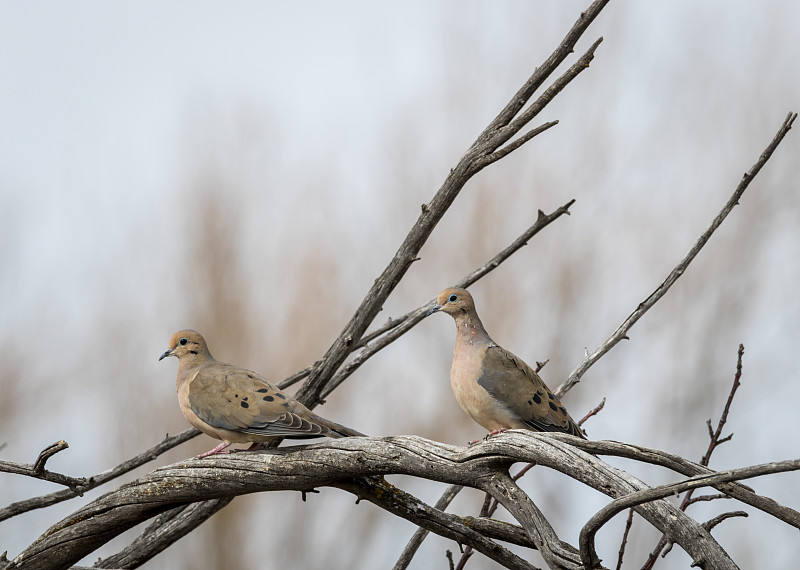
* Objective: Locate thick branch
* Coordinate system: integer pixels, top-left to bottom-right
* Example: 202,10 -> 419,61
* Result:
556,112 -> 798,397
94,499 -> 233,569
392,484 -> 464,570
339,478 -> 538,570
481,471 -> 585,570
7,433 -> 751,570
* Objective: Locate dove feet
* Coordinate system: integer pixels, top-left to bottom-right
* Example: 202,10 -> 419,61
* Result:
197,442 -> 232,458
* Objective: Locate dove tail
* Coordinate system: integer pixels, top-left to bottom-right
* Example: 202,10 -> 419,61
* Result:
323,418 -> 367,438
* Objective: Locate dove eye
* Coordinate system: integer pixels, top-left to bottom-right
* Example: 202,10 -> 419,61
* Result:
179,338 -> 188,346
448,294 -> 458,303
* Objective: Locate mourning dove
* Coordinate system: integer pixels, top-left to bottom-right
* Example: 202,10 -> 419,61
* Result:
160,330 -> 364,458
427,288 -> 585,439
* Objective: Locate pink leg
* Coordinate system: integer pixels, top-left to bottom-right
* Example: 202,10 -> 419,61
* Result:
469,428 -> 509,445
197,442 -> 232,458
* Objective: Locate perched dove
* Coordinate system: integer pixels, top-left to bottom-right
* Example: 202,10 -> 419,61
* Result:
160,329 -> 364,458
427,288 -> 585,438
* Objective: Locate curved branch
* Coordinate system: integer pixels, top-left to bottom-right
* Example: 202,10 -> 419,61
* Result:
545,435 -> 800,529
95,499 -> 233,569
7,433 -> 745,570
481,471 -> 585,570
338,478 -> 538,570
578,459 -> 800,569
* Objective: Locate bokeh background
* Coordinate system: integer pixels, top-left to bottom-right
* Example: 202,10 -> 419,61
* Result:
2,1 -> 799,568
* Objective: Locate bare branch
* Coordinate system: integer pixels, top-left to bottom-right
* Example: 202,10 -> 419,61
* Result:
342,478 -> 538,570
482,471 -> 585,570
615,509 -> 635,570
32,441 -> 69,474
7,432 -> 744,570
702,511 -> 748,532
641,343 -> 748,569
685,493 -> 732,507
556,113 -> 798,398
549,435 -> 800,530
0,442 -> 85,494
294,0 -> 612,410
479,121 -> 559,168
579,398 -> 606,427
700,344 -> 744,466
579,459 -> 800,569
320,199 -> 576,398
393,484 -> 464,570
0,429 -> 199,523
94,499 -> 233,569
476,38 -> 603,170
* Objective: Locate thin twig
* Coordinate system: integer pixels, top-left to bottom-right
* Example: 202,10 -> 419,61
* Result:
685,493 -> 732,507
0,442 -> 85,494
556,113 -> 797,399
615,509 -> 635,570
640,344 -> 746,569
579,398 -> 606,426
702,511 -> 748,532
700,344 -> 744,467
32,441 -> 69,474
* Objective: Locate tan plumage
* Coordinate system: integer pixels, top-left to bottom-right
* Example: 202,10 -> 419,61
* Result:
427,288 -> 585,438
160,330 -> 364,457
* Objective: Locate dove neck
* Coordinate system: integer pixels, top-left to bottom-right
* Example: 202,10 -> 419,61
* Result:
177,349 -> 213,373
453,312 -> 492,344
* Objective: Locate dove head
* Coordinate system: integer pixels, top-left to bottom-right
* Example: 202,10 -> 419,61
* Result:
159,329 -> 213,365
427,288 -> 477,319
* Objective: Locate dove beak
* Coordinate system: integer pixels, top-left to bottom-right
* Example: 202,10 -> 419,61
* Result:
426,304 -> 442,317
158,349 -> 174,361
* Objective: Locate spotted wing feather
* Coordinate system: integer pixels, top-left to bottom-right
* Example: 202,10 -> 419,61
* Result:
188,364 -> 350,439
477,345 -> 585,437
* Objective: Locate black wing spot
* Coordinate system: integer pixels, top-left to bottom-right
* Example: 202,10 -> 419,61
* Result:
533,393 -> 542,404
548,402 -> 558,412
263,395 -> 275,402
559,407 -> 567,416
547,392 -> 555,400
281,402 -> 290,408
256,388 -> 269,393
527,400 -> 533,406
241,401 -> 249,408
276,393 -> 286,400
